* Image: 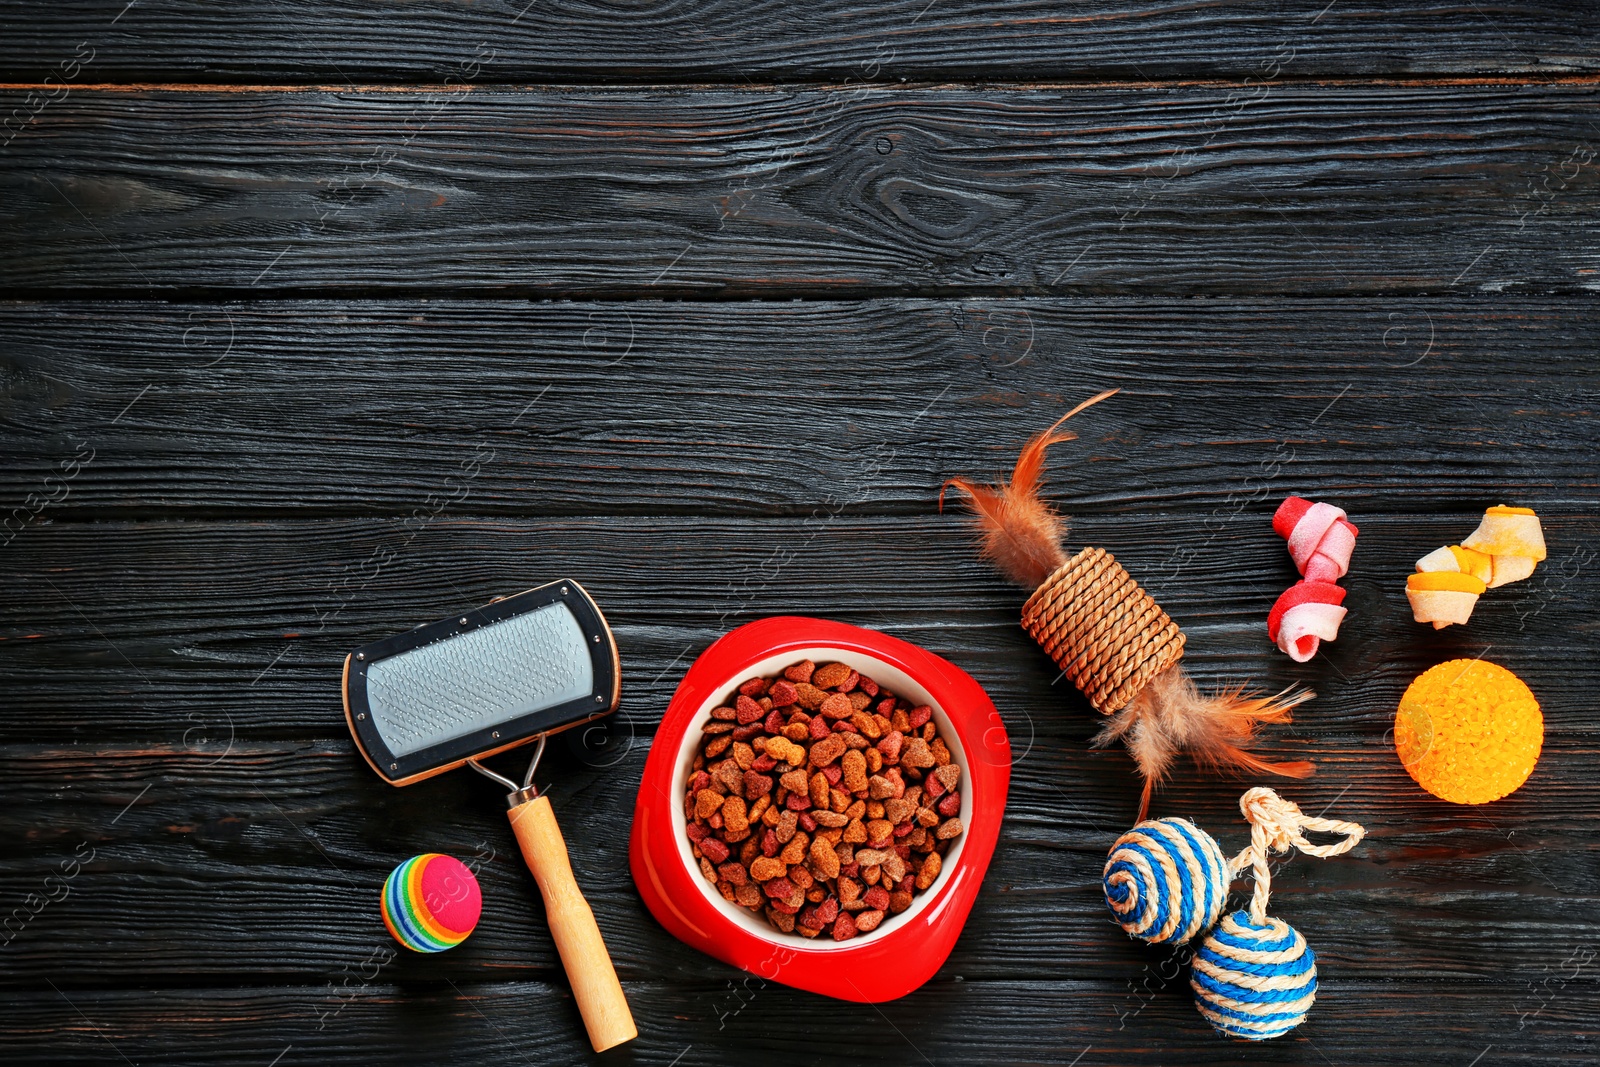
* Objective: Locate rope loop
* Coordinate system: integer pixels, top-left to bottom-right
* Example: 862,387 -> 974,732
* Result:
1226,787 -> 1365,923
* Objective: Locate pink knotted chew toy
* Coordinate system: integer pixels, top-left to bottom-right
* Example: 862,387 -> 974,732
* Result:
1268,497 -> 1358,662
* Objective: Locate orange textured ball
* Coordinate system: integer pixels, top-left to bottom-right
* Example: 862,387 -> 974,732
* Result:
1395,659 -> 1542,804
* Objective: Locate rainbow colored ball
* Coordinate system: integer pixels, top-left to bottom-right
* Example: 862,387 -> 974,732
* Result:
1103,817 -> 1229,946
381,853 -> 482,953
1191,911 -> 1317,1040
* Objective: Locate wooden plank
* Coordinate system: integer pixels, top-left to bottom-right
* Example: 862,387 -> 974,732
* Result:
0,1 -> 1595,83
1,513 -> 1595,740
1,739 -> 1595,987
3,299 -> 1596,518
3,978 -> 1591,1067
2,86 -> 1598,294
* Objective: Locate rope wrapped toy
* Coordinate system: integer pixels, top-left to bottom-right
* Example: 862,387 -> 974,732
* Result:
1103,788 -> 1366,1040
941,391 -> 1313,817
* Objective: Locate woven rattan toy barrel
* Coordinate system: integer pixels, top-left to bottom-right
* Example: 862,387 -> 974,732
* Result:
1020,547 -> 1186,715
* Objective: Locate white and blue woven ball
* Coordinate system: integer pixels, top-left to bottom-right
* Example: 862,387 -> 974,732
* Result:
1102,817 -> 1229,946
1190,911 -> 1318,1040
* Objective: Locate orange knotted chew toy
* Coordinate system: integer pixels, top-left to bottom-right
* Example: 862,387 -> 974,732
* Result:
941,391 -> 1314,818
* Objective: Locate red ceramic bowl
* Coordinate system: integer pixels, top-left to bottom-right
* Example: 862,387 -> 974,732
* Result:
629,616 -> 1010,1002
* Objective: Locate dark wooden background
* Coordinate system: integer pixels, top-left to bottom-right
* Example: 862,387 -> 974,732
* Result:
2,3 -> 1597,1064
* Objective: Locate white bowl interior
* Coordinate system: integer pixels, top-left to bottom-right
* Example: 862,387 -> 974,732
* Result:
670,646 -> 972,950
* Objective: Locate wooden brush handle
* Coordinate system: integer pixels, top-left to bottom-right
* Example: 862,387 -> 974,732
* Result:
507,795 -> 637,1052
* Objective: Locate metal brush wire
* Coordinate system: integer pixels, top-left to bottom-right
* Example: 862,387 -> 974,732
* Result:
469,735 -> 547,807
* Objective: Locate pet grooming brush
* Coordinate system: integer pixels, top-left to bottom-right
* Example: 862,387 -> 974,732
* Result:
342,578 -> 636,1052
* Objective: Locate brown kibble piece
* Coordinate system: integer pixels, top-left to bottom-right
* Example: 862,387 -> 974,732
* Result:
793,682 -> 828,709
843,818 -> 868,844
882,852 -> 907,883
809,837 -> 841,879
695,788 -> 723,820
811,662 -> 852,689
750,856 -> 787,881
764,736 -> 806,765
841,749 -> 868,792
780,832 -> 809,866
775,809 -> 799,843
917,851 -> 942,890
849,711 -> 882,739
855,909 -> 886,933
809,771 -> 830,810
714,760 -> 743,793
784,659 -> 815,683
722,795 -> 750,838
900,737 -> 936,768
936,817 -> 965,840
819,692 -> 855,720
808,733 -> 847,767
889,890 -> 914,914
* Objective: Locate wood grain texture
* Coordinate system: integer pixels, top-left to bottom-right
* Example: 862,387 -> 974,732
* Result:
3,978 -> 1593,1066
2,86 -> 1599,294
4,8 -> 1599,1062
0,1 -> 1596,82
2,299 -> 1596,517
1,737 -> 1595,988
1,514 -> 1596,741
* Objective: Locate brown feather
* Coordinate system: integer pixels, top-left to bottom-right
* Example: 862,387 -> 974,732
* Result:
1094,665 -> 1315,820
944,390 -> 1313,818
940,389 -> 1119,589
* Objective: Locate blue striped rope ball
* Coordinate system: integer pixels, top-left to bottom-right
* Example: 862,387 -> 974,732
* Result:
1103,817 -> 1229,946
1191,911 -> 1318,1040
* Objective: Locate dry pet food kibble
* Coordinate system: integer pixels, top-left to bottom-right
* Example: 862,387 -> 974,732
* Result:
683,659 -> 966,941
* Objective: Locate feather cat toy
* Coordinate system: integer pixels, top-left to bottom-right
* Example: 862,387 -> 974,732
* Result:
941,390 -> 1313,817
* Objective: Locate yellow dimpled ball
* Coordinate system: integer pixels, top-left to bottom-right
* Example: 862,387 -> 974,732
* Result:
1395,659 -> 1542,804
